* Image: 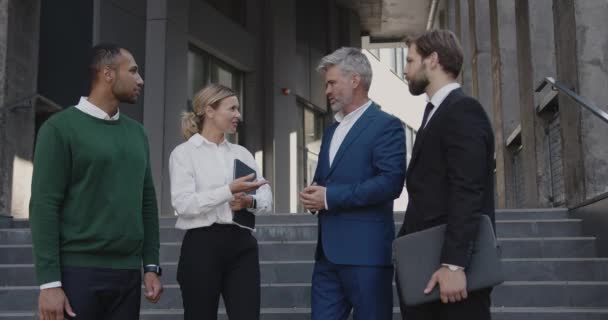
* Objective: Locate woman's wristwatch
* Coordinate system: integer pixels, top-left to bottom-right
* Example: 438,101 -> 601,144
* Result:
249,197 -> 257,209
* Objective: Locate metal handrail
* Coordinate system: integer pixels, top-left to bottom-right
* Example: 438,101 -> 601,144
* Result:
536,77 -> 608,124
0,94 -> 62,115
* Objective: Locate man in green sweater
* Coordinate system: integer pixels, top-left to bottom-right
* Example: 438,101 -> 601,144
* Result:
30,44 -> 162,320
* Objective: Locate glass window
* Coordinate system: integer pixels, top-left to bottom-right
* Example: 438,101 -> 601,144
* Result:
187,50 -> 208,100
187,46 -> 244,143
389,48 -> 397,74
405,125 -> 413,164
299,100 -> 325,188
379,48 -> 391,65
396,48 -> 404,79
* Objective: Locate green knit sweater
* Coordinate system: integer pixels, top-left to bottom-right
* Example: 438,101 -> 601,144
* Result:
29,107 -> 160,285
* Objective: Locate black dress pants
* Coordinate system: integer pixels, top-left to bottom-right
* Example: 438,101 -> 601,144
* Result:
62,266 -> 141,320
177,224 -> 261,320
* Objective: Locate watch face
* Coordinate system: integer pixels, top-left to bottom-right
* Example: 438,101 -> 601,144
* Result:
145,266 -> 162,276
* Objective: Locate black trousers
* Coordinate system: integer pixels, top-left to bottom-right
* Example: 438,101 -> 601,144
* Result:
177,224 -> 261,320
62,266 -> 141,320
397,278 -> 492,320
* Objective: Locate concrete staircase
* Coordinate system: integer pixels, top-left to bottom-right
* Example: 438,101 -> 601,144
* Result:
1,208 -> 608,319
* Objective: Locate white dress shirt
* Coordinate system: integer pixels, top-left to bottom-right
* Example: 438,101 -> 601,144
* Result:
329,100 -> 373,166
169,133 -> 272,231
323,100 -> 373,209
40,97 -> 119,290
75,96 -> 120,120
423,82 -> 461,129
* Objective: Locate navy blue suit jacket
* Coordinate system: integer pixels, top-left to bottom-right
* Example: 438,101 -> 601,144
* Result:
313,103 -> 406,266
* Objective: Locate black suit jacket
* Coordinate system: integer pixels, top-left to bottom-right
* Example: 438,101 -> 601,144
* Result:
397,88 -> 495,269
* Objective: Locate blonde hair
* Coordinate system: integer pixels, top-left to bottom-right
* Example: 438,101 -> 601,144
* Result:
181,84 -> 236,140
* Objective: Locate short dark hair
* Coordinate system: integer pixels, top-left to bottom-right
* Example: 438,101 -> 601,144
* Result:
89,43 -> 123,82
406,30 -> 463,78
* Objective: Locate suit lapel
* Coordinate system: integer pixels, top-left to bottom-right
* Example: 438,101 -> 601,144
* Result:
407,89 -> 463,174
325,103 -> 379,179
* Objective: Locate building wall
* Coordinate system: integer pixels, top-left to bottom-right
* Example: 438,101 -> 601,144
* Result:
446,0 -> 608,208
364,49 -> 425,210
96,0 -> 148,122
0,0 -> 40,218
141,0 -> 365,214
14,0 -> 605,217
575,0 -> 608,200
37,0 -> 93,108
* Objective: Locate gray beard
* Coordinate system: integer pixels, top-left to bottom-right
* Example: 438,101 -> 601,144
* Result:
330,102 -> 344,113
330,95 -> 354,113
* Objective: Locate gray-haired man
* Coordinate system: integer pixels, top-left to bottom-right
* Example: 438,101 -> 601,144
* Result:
300,47 -> 406,319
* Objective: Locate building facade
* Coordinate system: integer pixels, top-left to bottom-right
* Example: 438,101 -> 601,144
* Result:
3,0 -> 607,220
0,0 -> 430,219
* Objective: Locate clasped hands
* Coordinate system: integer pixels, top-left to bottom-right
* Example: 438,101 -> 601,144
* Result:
229,173 -> 267,211
299,183 -> 326,213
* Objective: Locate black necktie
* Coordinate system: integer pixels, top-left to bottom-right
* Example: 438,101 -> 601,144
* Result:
419,102 -> 435,131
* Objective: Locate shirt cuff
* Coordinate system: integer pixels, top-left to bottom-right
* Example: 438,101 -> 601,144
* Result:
40,281 -> 62,290
441,263 -> 464,270
219,185 -> 234,202
324,188 -> 329,210
246,195 -> 257,213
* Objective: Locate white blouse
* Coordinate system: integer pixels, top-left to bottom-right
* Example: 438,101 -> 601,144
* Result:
169,133 -> 272,231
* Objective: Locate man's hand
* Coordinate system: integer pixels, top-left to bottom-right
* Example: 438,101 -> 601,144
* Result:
300,185 -> 326,212
230,193 -> 253,211
424,266 -> 467,303
38,287 -> 76,320
143,272 -> 163,303
229,174 -> 267,194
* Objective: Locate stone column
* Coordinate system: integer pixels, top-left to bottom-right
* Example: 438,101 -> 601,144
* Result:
458,0 -> 472,95
0,0 -> 41,218
552,0 -> 585,207
467,0 -> 479,99
267,0 -> 299,212
529,0 -> 558,207
143,0 -> 189,215
514,0 -> 540,207
472,0 -> 493,119
574,0 -> 608,201
489,0 -> 506,208
495,0 -> 521,208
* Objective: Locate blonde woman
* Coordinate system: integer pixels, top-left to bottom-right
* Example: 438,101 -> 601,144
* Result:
169,84 -> 272,320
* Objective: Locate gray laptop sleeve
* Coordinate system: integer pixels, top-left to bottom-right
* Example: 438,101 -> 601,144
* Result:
393,214 -> 504,306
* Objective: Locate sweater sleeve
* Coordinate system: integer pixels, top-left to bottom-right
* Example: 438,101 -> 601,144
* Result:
29,123 -> 70,285
141,135 -> 160,266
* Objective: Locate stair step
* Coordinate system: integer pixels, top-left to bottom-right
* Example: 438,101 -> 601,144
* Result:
0,219 -> 584,245
0,237 -> 596,264
149,307 -> 608,320
491,307 -> 608,320
4,207 -> 603,319
2,282 -> 608,312
2,307 -> 607,320
0,209 -> 569,230
3,258 -> 608,286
